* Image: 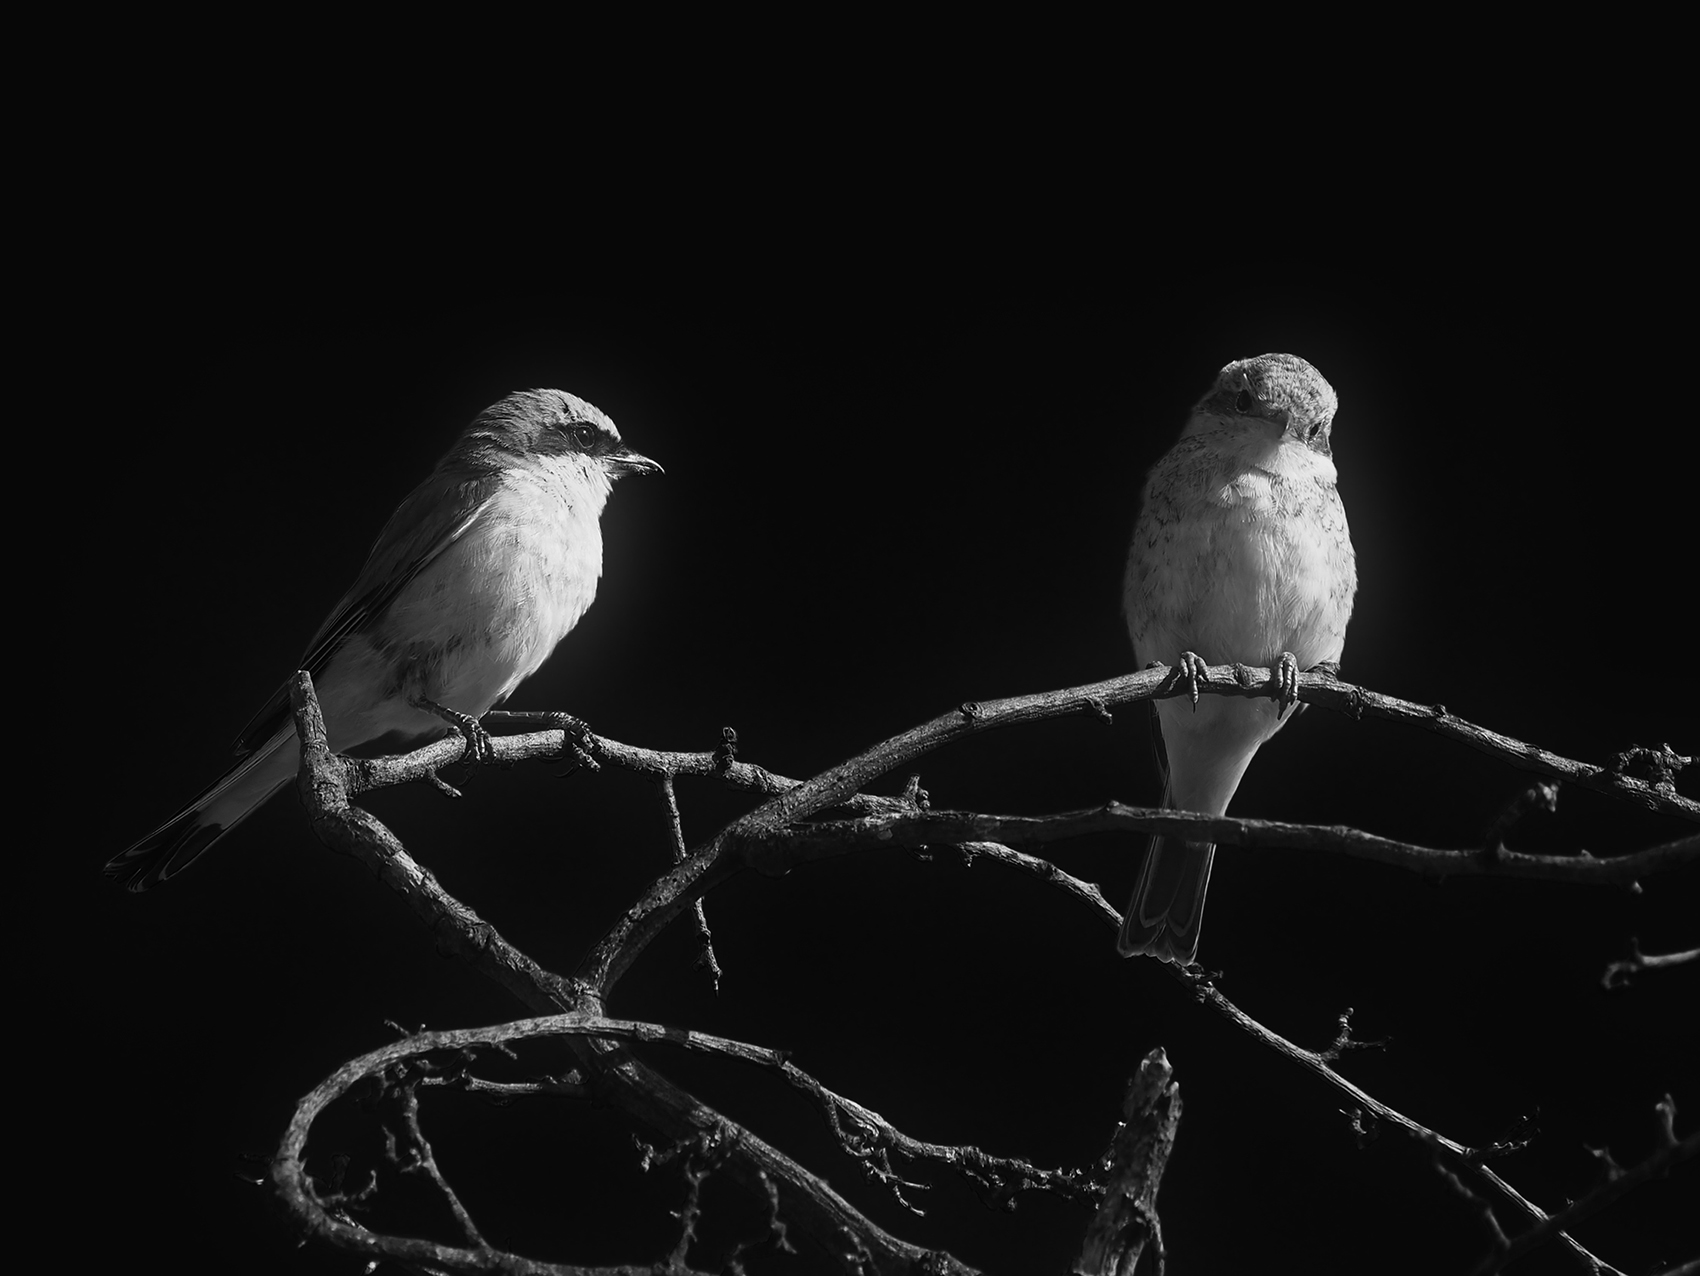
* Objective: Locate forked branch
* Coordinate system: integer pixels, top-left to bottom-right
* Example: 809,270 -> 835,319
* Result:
278,664 -> 1692,1273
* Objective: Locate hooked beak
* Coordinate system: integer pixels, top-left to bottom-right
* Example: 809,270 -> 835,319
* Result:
608,446 -> 663,477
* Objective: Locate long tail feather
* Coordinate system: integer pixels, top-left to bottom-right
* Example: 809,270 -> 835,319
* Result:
1118,834 -> 1215,964
104,732 -> 296,891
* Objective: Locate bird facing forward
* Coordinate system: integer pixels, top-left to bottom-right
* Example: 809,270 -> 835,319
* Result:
1118,353 -> 1356,964
106,389 -> 660,891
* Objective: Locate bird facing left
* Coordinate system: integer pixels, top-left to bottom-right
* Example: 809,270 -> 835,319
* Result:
106,388 -> 661,892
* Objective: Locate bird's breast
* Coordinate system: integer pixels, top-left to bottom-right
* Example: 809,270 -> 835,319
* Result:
374,467 -> 608,718
1126,437 -> 1356,672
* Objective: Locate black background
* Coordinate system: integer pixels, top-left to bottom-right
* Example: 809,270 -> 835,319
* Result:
41,105 -> 1697,1274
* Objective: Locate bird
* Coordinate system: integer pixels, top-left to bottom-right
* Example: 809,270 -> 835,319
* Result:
106,388 -> 660,892
1118,353 -> 1356,964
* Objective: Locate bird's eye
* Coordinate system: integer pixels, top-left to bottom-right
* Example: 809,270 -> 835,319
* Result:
1234,388 -> 1255,413
568,423 -> 598,450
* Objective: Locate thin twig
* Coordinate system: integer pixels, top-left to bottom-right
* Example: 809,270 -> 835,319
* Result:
1466,1096 -> 1698,1276
1601,938 -> 1700,990
921,838 -> 1627,1275
657,773 -> 721,991
391,1087 -> 485,1249
274,1013 -> 1074,1259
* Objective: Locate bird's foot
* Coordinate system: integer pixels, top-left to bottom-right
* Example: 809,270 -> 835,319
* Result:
412,696 -> 495,766
1176,651 -> 1209,710
475,709 -> 601,774
551,713 -> 601,774
1276,652 -> 1301,718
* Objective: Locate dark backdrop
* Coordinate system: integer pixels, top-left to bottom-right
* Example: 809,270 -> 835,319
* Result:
47,139 -> 1695,1274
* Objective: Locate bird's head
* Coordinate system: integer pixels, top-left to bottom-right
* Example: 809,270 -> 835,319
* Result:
460,389 -> 663,479
1195,353 -> 1338,456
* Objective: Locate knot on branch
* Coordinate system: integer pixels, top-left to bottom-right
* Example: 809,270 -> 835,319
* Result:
713,726 -> 739,773
1318,1007 -> 1389,1061
1466,1109 -> 1540,1166
1607,742 -> 1691,790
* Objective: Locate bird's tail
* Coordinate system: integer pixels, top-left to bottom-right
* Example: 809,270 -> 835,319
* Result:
1119,696 -> 1278,964
104,730 -> 296,892
1118,831 -> 1215,964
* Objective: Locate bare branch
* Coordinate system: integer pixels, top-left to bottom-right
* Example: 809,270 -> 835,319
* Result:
289,675 -> 594,1015
284,664 -> 1686,1272
391,1086 -> 485,1249
742,803 -> 1699,885
286,673 -> 981,1275
913,838 -> 1628,1275
705,665 -> 1698,835
776,1058 -> 1099,1214
355,667 -> 1697,827
656,772 -> 721,992
1076,1048 -> 1182,1276
1466,1096 -> 1699,1276
273,1013 -> 1085,1273
1601,938 -> 1700,990
316,658 -> 1696,1010
352,711 -> 804,805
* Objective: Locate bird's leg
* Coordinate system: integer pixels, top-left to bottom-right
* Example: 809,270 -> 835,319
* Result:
411,696 -> 495,766
483,709 -> 599,773
1276,652 -> 1301,718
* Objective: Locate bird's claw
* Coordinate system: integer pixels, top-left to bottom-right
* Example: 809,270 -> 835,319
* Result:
1177,651 -> 1209,709
1276,652 -> 1301,718
412,696 -> 495,766
553,713 -> 600,774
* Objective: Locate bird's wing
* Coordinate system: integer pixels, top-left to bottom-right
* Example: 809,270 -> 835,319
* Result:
232,473 -> 500,755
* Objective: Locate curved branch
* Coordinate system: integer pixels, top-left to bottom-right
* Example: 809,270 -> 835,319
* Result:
1466,1096 -> 1698,1276
919,838 -> 1628,1275
273,1016 -> 736,1276
275,1012 -> 1089,1272
748,804 -> 1699,884
347,667 -> 1697,828
286,664 -> 1684,1271
285,674 -> 977,1276
710,664 -> 1697,836
577,661 -> 1692,994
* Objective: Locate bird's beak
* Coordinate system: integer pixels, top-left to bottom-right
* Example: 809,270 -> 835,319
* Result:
608,446 -> 662,477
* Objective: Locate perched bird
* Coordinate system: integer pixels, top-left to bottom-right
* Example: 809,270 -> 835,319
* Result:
1118,354 -> 1356,964
107,389 -> 660,891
